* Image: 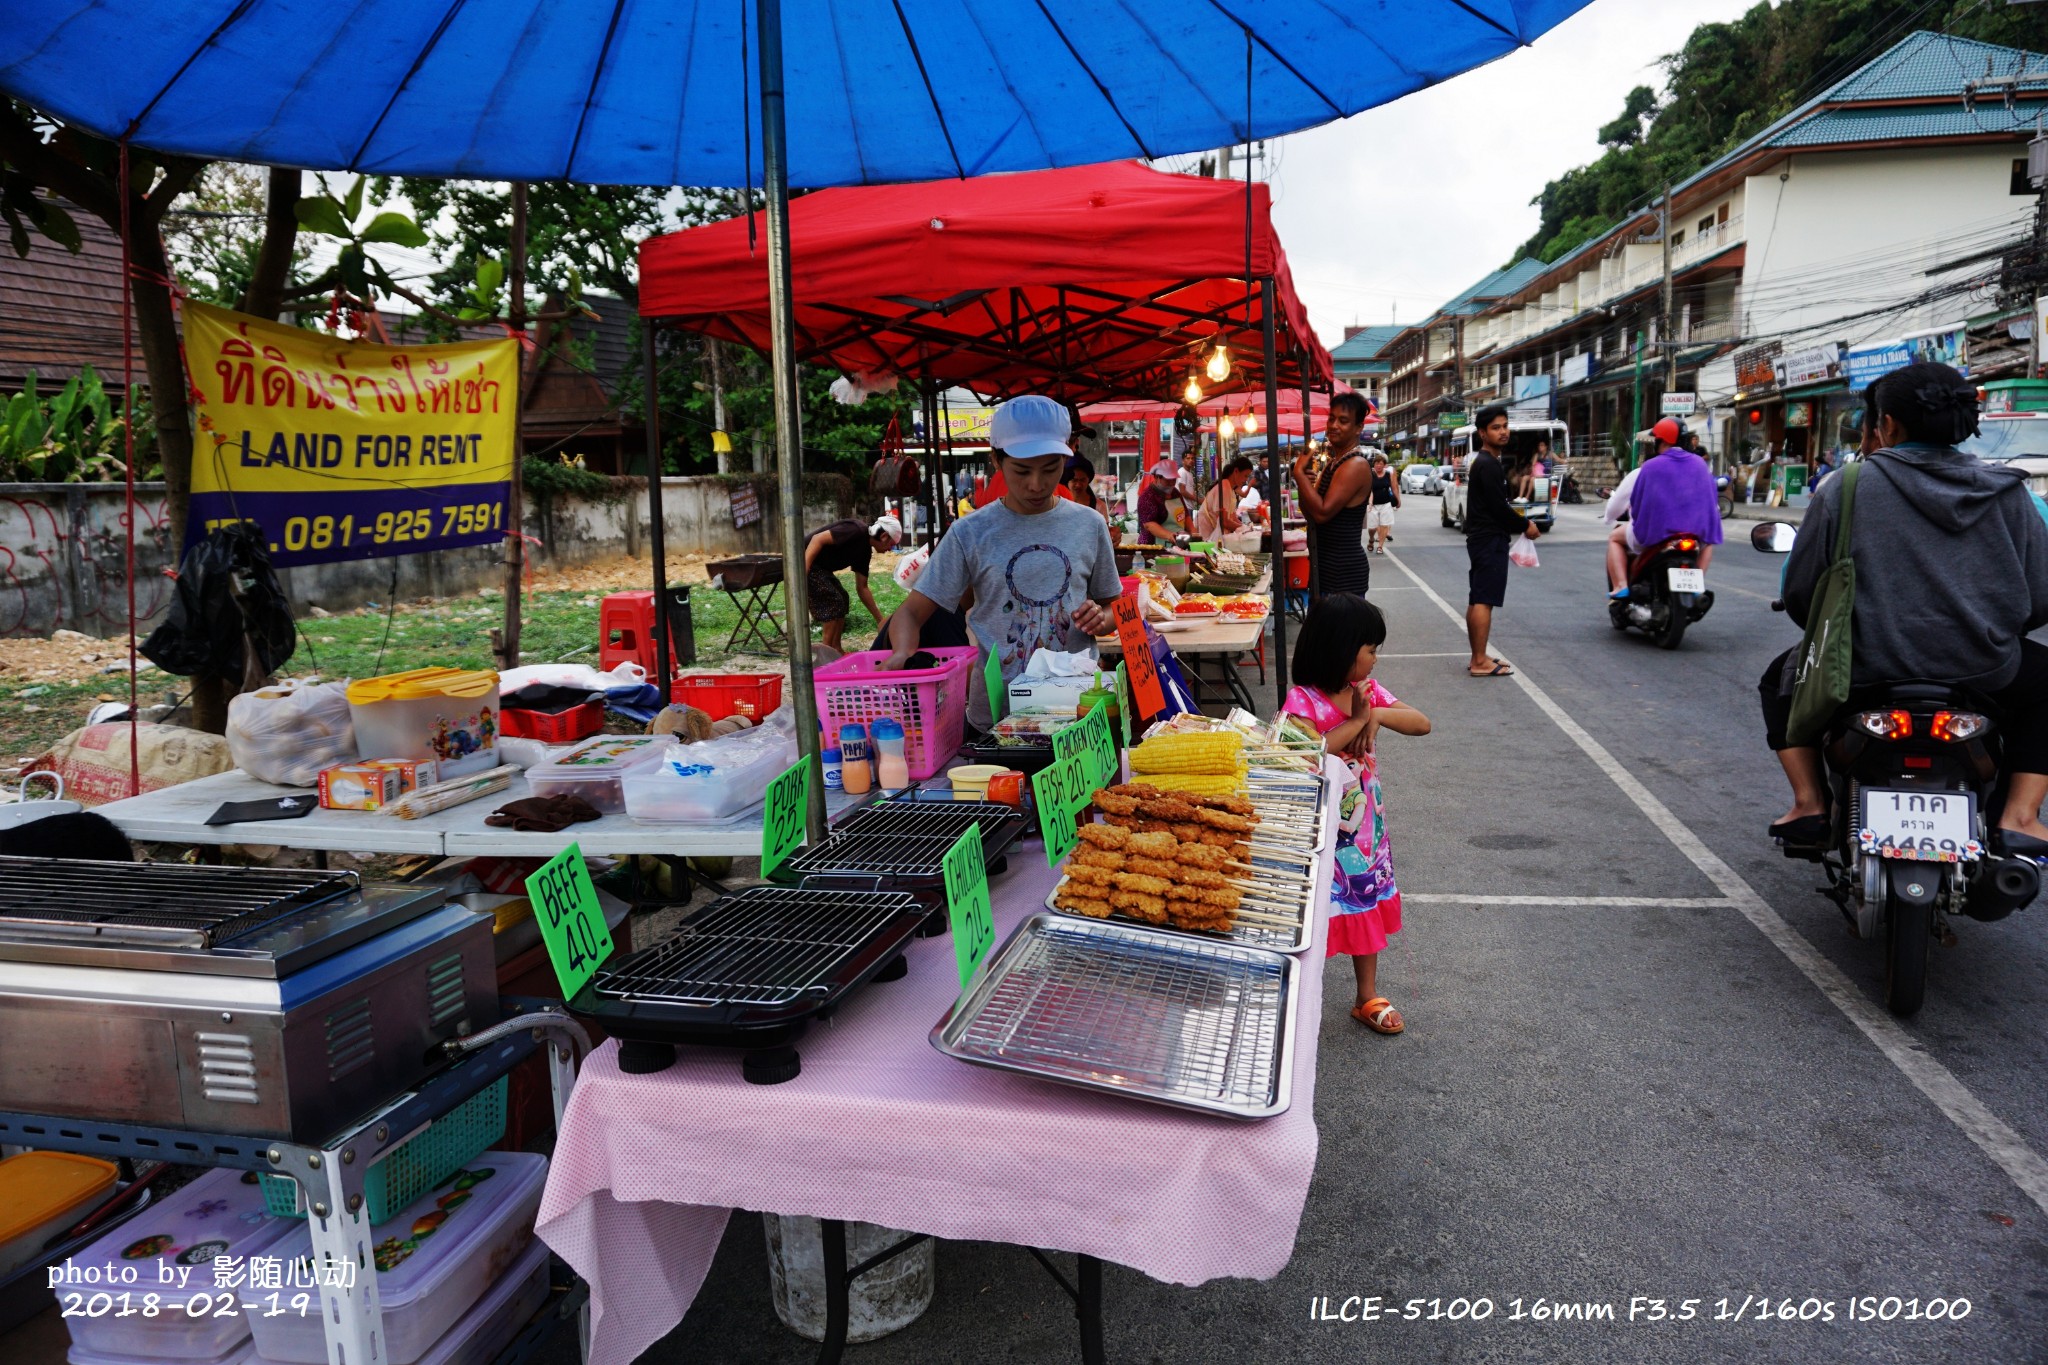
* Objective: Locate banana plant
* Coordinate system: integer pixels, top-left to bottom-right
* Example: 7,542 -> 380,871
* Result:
0,366 -> 154,482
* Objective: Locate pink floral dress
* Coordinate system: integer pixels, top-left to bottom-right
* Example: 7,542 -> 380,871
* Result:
1283,680 -> 1403,958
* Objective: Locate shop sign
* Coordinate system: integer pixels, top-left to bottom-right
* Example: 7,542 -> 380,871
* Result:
1844,340 -> 1912,390
1785,400 -> 1812,429
1509,374 -> 1555,421
1661,393 -> 1697,416
942,824 -> 995,991
1733,342 -> 1782,392
1437,410 -> 1469,431
1772,343 -> 1845,389
183,301 -> 518,568
525,844 -> 614,999
1558,353 -> 1595,388
730,483 -> 761,529
760,756 -> 812,879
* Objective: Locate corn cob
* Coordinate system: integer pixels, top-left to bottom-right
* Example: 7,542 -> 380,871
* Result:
1143,772 -> 1248,797
1129,730 -> 1244,775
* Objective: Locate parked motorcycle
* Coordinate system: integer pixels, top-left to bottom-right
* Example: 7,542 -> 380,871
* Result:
1608,532 -> 1713,648
1716,473 -> 1735,519
1754,521 -> 2039,1015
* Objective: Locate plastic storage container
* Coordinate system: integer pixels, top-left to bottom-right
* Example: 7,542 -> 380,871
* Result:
811,647 -> 975,782
70,1341 -> 256,1365
67,1168 -> 295,1360
499,698 -> 602,744
0,1152 -> 116,1278
242,1153 -> 546,1365
670,673 -> 784,720
346,669 -> 502,779
524,735 -> 675,814
246,1239 -> 549,1365
258,1079 -> 507,1224
622,733 -> 797,824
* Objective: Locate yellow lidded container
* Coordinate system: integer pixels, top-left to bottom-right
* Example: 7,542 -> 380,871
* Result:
0,1152 -> 118,1276
346,667 -> 502,778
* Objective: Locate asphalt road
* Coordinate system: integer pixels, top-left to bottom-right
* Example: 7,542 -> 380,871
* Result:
554,504 -> 2048,1365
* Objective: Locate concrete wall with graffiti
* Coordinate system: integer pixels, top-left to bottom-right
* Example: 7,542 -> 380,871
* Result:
0,478 -> 841,639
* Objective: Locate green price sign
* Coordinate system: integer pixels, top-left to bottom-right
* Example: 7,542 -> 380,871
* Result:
982,646 -> 1006,725
941,824 -> 995,990
524,843 -> 614,999
1053,702 -> 1114,788
1031,751 -> 1094,867
761,756 -> 812,879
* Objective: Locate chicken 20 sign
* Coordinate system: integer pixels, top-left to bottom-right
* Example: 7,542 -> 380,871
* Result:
184,302 -> 518,568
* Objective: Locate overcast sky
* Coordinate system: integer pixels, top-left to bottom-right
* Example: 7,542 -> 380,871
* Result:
1234,0 -> 1758,345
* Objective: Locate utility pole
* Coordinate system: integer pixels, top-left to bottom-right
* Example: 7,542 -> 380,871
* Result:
492,182 -> 527,672
707,338 -> 730,473
1660,183 -> 1678,395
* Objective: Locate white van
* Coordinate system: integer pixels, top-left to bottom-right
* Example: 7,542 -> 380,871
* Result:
1440,418 -> 1565,532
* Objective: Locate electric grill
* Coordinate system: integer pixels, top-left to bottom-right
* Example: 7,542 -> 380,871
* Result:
569,884 -> 928,1083
0,858 -> 496,1140
777,798 -> 1026,923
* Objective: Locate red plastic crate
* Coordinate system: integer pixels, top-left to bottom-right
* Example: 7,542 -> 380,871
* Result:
500,697 -> 604,743
670,673 -> 784,720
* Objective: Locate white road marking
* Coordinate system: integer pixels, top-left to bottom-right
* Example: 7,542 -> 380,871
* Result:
1376,652 -> 1472,659
1404,894 -> 1735,907
1386,548 -> 2048,1217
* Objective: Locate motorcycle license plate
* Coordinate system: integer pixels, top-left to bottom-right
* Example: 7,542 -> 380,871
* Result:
1857,788 -> 1981,862
1666,568 -> 1706,593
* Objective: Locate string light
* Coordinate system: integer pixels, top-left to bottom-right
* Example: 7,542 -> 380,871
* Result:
1205,340 -> 1233,384
1219,414 -> 1236,441
1183,373 -> 1204,405
1244,412 -> 1259,435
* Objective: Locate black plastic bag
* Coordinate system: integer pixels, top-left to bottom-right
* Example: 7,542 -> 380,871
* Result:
141,521 -> 296,686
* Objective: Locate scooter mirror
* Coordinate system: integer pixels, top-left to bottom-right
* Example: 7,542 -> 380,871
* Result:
1750,521 -> 1797,554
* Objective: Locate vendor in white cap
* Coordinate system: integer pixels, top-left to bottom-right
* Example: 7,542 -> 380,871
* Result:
1137,458 -> 1183,544
804,512 -> 901,651
883,395 -> 1119,723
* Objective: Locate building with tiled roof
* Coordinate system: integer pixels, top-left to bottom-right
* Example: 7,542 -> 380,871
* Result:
1378,261 -> 1547,457
1329,322 -> 1411,414
1464,30 -> 2046,480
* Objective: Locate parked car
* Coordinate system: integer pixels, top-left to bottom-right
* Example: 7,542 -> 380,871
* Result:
1962,380 -> 2048,497
1400,462 -> 1441,496
1440,419 -> 1564,532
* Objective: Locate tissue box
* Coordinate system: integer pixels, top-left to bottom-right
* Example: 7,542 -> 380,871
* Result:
1007,675 -> 1094,714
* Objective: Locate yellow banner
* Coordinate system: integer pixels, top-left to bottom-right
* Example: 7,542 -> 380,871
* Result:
184,301 -> 518,567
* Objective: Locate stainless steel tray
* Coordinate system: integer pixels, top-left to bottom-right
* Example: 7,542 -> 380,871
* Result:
1044,846 -> 1317,953
1245,769 -> 1329,853
931,913 -> 1296,1120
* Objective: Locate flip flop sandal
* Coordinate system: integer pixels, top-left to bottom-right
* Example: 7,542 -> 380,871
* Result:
1469,661 -> 1513,678
1352,997 -> 1405,1034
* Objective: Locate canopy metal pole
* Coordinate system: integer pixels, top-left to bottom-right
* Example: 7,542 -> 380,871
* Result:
757,0 -> 825,838
1301,348 -> 1319,601
1261,279 -> 1288,706
643,321 -> 672,700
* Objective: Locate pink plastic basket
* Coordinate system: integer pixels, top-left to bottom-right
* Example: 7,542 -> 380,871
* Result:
812,647 -> 976,781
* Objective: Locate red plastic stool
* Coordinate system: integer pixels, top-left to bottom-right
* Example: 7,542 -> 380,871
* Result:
600,591 -> 658,673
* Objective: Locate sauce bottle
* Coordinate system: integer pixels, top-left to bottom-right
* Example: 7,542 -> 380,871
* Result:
838,723 -> 872,796
871,717 -> 910,791
820,739 -> 844,791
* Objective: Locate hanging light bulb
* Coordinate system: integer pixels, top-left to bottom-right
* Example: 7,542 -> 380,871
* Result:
1205,340 -> 1233,384
1183,373 -> 1204,405
1244,411 -> 1260,435
1219,414 -> 1236,441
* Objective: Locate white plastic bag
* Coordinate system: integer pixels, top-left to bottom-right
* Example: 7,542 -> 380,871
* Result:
226,680 -> 357,785
891,544 -> 931,590
1508,536 -> 1540,569
497,661 -> 646,694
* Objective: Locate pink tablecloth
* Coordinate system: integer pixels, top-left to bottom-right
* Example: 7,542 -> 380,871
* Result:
537,760 -> 1339,1365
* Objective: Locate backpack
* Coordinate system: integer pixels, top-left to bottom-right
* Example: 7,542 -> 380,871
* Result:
1785,462 -> 1860,746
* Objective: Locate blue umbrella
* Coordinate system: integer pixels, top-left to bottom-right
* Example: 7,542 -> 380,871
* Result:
0,0 -> 1591,833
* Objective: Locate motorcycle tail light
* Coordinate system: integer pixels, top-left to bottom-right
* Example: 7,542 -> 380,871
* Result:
1903,756 -> 1933,769
1856,709 -> 1913,740
1675,537 -> 1698,551
1930,710 -> 1988,742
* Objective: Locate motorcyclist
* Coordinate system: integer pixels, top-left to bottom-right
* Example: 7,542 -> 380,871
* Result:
1760,362 -> 2048,850
1605,416 -> 1723,597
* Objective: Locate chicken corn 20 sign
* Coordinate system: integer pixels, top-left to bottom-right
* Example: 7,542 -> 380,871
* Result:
184,302 -> 518,568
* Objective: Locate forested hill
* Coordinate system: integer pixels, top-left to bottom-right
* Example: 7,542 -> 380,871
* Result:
1513,0 -> 2048,265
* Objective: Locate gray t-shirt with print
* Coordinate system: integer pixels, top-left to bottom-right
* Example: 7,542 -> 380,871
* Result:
915,500 -> 1121,724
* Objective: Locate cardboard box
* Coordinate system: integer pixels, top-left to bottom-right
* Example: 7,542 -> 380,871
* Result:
318,763 -> 405,810
364,757 -> 438,793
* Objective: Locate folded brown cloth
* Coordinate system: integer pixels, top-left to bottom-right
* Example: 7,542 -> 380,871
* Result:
485,794 -> 604,833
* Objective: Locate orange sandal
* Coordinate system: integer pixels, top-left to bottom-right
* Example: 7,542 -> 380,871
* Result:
1352,997 -> 1404,1034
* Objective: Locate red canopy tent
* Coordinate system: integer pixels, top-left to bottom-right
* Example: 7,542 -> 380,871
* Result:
1079,383 -> 1354,425
639,160 -> 1331,405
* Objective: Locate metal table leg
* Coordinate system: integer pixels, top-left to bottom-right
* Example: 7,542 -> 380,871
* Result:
810,1219 -> 931,1365
723,583 -> 788,655
1026,1248 -> 1108,1364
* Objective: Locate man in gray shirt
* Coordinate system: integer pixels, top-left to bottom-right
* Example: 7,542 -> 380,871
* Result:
885,395 -> 1119,724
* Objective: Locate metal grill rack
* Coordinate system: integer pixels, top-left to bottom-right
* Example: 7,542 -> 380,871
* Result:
0,857 -> 361,947
933,913 -> 1297,1120
593,887 -> 916,1009
782,800 -> 1025,880
1245,770 -> 1329,852
1046,848 -> 1316,953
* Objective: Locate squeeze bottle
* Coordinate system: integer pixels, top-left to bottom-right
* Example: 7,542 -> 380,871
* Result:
872,717 -> 910,790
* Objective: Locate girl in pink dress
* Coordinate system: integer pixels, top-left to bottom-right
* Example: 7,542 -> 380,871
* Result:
1284,595 -> 1431,1035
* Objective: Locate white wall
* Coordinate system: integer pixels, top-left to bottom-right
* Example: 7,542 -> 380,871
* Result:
1740,145 -> 2030,347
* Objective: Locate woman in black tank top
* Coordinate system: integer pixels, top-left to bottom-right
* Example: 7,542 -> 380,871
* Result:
1313,453 -> 1371,595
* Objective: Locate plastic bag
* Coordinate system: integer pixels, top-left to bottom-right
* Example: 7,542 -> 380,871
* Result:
140,522 -> 296,687
1509,536 -> 1540,568
497,661 -> 645,694
892,544 -> 931,590
226,680 -> 358,785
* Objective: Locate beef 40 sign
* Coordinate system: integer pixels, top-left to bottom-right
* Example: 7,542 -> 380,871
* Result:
184,301 -> 518,568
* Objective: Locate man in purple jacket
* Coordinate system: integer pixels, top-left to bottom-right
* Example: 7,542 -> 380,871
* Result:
1605,417 -> 1723,595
